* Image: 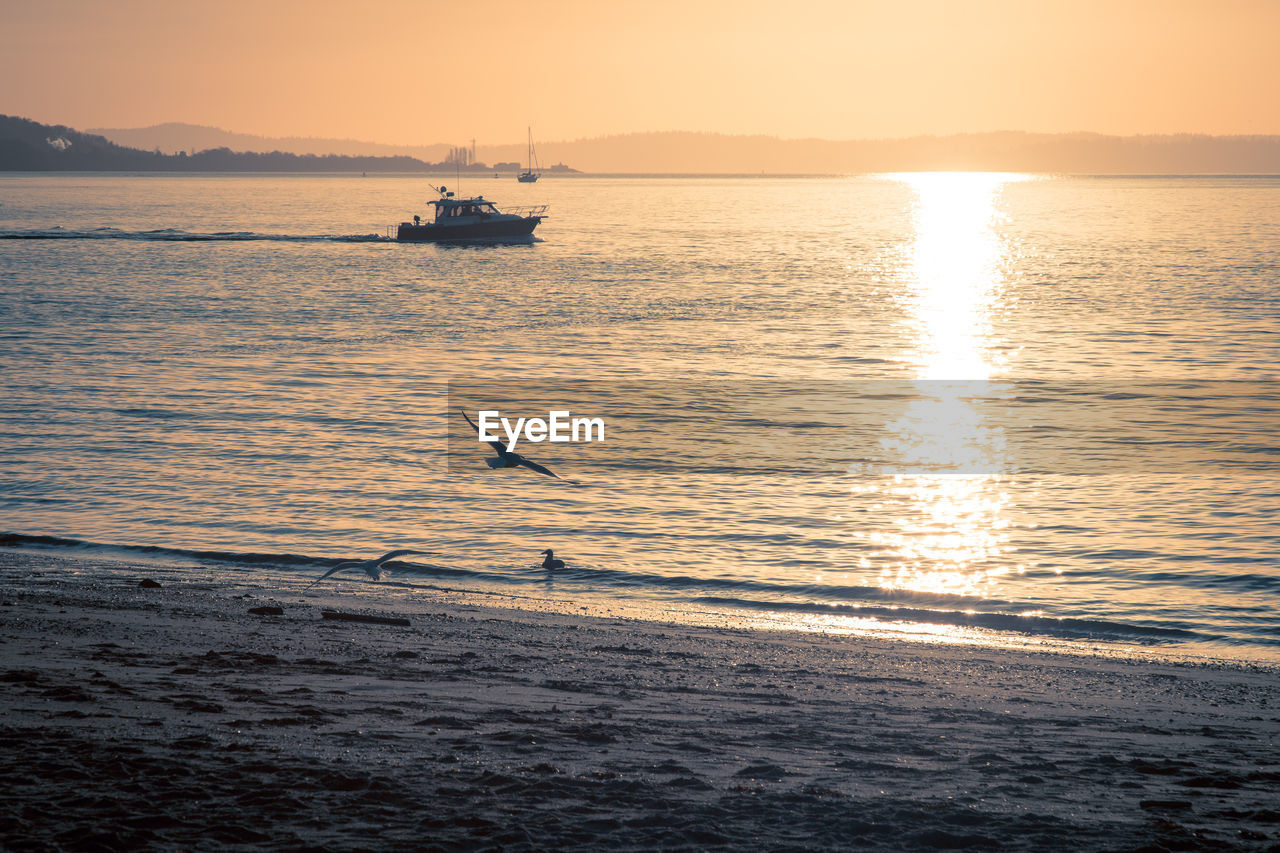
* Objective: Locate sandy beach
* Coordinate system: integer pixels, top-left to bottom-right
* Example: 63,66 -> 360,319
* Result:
2,550 -> 1278,852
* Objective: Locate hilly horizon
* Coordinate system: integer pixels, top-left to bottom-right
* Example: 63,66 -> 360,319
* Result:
0,115 -> 439,173
5,116 -> 1280,174
86,122 -> 1280,175
87,123 -> 456,163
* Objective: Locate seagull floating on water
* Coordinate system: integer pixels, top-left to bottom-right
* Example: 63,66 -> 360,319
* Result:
459,409 -> 567,480
540,549 -> 566,570
306,549 -> 424,589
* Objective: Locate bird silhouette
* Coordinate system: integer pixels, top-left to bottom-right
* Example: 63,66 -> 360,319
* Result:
459,408 -> 566,480
307,549 -> 424,589
540,549 -> 566,569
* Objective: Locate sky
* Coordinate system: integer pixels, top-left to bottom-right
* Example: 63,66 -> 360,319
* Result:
2,0 -> 1278,145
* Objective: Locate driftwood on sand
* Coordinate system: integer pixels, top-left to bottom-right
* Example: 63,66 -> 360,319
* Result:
320,609 -> 410,627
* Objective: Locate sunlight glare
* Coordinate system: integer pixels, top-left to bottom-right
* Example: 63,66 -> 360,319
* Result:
894,171 -> 1025,380
860,173 -> 1027,599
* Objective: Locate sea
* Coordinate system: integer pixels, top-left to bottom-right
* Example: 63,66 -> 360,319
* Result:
1,172 -> 1278,661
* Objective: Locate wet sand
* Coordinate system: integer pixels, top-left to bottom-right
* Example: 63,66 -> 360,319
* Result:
2,550 -> 1278,852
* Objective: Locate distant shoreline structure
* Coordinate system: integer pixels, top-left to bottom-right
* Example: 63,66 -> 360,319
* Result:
4,115 -> 1280,175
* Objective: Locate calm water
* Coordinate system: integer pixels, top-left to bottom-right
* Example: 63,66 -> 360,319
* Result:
1,173 -> 1278,659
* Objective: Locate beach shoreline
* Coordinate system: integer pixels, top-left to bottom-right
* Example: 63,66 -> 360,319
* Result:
2,550 -> 1278,851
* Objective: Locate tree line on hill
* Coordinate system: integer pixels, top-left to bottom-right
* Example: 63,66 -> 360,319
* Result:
0,115 -> 487,172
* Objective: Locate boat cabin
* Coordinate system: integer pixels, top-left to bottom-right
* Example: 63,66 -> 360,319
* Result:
434,198 -> 500,220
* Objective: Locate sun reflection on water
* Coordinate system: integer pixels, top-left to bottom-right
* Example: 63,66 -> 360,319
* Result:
863,173 -> 1028,600
895,171 -> 1024,380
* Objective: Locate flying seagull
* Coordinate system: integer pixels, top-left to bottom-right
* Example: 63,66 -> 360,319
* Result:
459,408 -> 566,480
306,549 -> 424,589
540,549 -> 566,569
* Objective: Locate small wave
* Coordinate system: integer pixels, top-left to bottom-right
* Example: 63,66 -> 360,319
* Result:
1133,570 -> 1280,593
4,534 -> 1012,612
0,228 -> 392,243
2,532 -> 1269,649
396,559 -> 1011,610
689,596 -> 1211,644
114,407 -> 189,420
0,532 -> 323,568
0,533 -> 544,580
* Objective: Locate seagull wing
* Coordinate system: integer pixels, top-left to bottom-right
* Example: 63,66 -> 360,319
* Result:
460,408 -> 508,455
513,453 -> 562,480
373,549 -> 422,565
307,561 -> 358,589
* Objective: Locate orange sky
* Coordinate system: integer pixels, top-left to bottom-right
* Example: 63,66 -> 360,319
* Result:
2,0 -> 1278,145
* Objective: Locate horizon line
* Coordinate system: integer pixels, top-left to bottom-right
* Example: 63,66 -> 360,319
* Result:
77,120 -> 1280,149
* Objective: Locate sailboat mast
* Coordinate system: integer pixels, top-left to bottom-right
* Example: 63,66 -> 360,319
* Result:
517,126 -> 540,182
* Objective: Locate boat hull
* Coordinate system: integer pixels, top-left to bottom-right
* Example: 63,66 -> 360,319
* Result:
396,216 -> 541,242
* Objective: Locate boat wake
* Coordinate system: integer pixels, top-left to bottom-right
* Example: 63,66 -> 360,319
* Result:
0,227 -> 392,243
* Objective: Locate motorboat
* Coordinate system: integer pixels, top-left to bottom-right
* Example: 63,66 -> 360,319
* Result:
396,186 -> 546,242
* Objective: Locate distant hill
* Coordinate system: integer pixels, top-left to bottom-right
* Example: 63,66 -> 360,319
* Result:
0,115 -> 440,171
88,123 -> 572,173
88,122 -> 453,162
6,115 -> 1280,174
84,123 -> 1280,175
538,130 -> 1280,174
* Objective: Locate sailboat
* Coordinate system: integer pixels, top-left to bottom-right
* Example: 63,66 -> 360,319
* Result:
517,127 -> 541,183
